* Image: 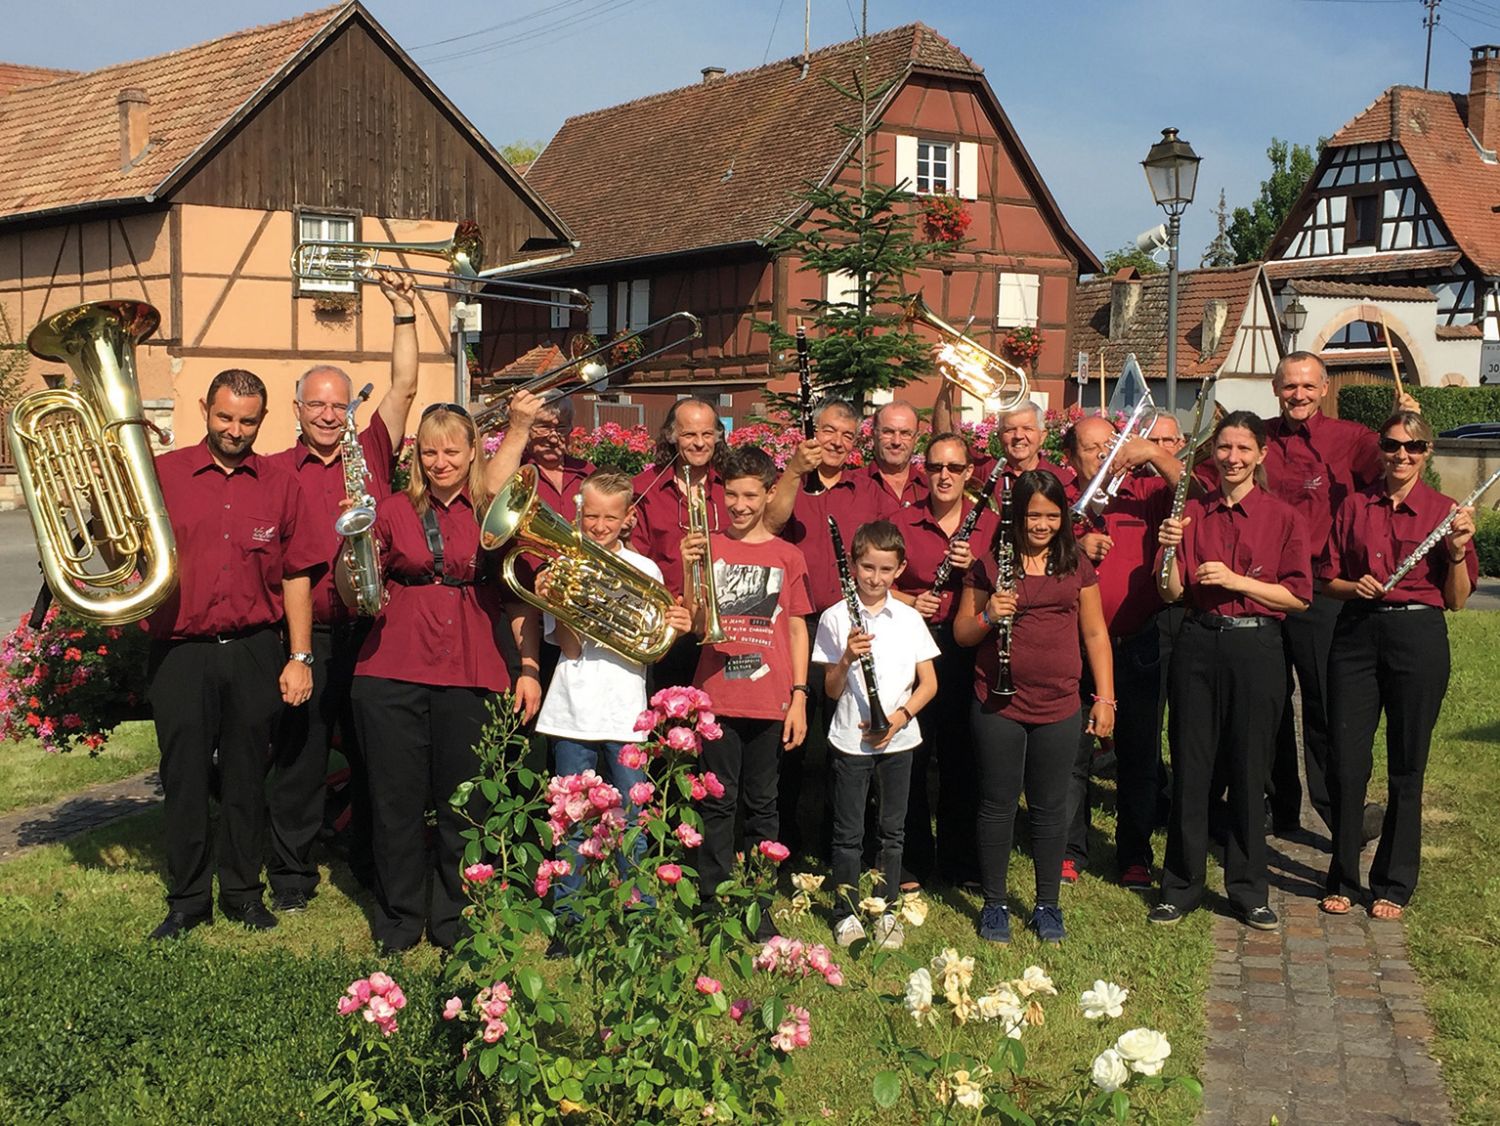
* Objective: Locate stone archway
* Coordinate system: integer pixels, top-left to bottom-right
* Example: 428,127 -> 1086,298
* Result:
1307,302 -> 1426,386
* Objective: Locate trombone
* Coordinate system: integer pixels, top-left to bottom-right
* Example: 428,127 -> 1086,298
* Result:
291,226 -> 591,312
470,311 -> 703,434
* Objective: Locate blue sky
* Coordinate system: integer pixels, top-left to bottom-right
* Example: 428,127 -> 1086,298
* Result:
7,0 -> 1496,265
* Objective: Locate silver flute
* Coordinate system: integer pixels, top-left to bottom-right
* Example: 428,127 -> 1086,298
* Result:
1381,466 -> 1499,593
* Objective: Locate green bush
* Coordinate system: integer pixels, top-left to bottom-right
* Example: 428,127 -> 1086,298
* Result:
1338,384 -> 1500,433
1477,509 -> 1500,578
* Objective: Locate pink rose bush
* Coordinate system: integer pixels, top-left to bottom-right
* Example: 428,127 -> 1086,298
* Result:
336,973 -> 407,1037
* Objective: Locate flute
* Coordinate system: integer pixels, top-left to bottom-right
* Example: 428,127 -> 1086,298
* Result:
991,475 -> 1016,698
929,459 -> 1006,596
1381,466 -> 1500,593
827,516 -> 892,737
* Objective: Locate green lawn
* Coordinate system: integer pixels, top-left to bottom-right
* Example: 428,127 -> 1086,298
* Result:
0,720 -> 159,814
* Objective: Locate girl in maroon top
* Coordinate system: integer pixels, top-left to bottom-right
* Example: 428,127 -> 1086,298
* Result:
955,471 -> 1115,945
1321,411 -> 1477,921
1152,411 -> 1312,932
340,404 -> 541,952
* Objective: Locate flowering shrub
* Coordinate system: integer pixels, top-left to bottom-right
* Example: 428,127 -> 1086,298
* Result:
918,194 -> 973,245
607,331 -> 643,366
0,608 -> 149,754
318,973 -> 411,1122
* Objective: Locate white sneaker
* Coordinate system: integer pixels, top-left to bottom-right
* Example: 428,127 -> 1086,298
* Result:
873,913 -> 906,950
833,915 -> 866,947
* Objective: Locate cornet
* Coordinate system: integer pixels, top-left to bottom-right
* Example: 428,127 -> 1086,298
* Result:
1070,398 -> 1159,519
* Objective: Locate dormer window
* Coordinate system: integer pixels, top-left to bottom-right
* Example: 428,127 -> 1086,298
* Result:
1349,193 -> 1380,247
916,140 -> 951,195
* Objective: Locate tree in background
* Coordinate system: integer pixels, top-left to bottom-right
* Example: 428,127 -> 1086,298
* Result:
1098,244 -> 1164,276
499,139 -> 545,168
1227,138 -> 1322,263
1200,189 -> 1236,268
0,305 -> 28,416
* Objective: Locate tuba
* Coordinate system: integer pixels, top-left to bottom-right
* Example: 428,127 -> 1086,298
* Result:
901,293 -> 1030,413
8,301 -> 178,625
479,466 -> 680,664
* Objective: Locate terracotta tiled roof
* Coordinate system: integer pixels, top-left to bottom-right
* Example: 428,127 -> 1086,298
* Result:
0,5 -> 345,221
1315,86 -> 1500,274
0,63 -> 76,96
1070,263 -> 1265,381
1435,323 -> 1483,339
492,343 -> 565,380
1263,250 -> 1462,278
525,23 -> 1093,272
1284,279 -> 1436,301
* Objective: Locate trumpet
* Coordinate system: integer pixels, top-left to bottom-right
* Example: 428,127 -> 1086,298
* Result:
686,478 -> 727,644
901,293 -> 1029,413
291,225 -> 591,312
1071,398 -> 1159,520
470,312 -> 702,434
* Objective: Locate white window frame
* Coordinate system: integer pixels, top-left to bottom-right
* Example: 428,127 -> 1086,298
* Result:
825,269 -> 861,307
614,278 -> 651,332
296,211 -> 357,294
586,284 -> 609,337
996,272 -> 1040,328
916,139 -> 952,195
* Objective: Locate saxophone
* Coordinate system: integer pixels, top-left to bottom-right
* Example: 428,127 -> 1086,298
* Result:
333,384 -> 386,616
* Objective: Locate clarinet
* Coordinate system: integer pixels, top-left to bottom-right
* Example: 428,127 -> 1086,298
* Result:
1158,374 -> 1219,589
827,516 -> 892,737
1381,466 -> 1500,593
990,476 -> 1017,698
929,459 -> 1006,597
796,322 -> 814,440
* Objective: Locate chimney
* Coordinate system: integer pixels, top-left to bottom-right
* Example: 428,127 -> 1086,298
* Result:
1469,45 -> 1500,156
701,66 -> 725,84
1108,268 -> 1142,340
1200,299 -> 1229,358
116,88 -> 149,169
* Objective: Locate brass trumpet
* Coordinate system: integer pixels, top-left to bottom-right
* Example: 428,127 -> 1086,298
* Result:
686,479 -> 727,644
901,293 -> 1030,413
480,466 -> 680,664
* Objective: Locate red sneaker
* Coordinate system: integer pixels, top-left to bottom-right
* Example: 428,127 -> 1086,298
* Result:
1120,864 -> 1152,890
1060,859 -> 1080,885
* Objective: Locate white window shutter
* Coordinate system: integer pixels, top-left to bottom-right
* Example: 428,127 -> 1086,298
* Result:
958,141 -> 979,201
587,285 -> 608,336
614,281 -> 629,332
895,135 -> 917,191
996,272 -> 1040,326
826,269 -> 860,306
550,291 -> 568,330
629,278 -> 651,331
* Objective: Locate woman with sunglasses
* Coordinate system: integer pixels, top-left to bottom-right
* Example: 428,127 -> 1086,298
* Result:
954,470 -> 1115,944
1319,411 -> 1477,921
339,396 -> 543,952
1150,411 -> 1311,932
889,433 -> 996,888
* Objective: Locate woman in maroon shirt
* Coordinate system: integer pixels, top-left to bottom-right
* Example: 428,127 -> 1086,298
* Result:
955,470 -> 1115,945
339,404 -> 541,952
1151,411 -> 1312,932
1320,411 -> 1477,921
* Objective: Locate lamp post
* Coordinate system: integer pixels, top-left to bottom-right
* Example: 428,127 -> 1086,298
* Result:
1282,293 -> 1308,352
1142,128 -> 1201,412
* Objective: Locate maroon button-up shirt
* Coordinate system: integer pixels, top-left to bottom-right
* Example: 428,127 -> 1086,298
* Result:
629,465 -> 728,599
1324,481 -> 1479,608
528,454 -> 595,521
1067,473 -> 1172,638
147,442 -> 324,640
1176,487 -> 1312,619
782,474 -> 883,613
1264,411 -> 1382,570
890,501 -> 999,626
266,412 -> 395,625
971,451 -> 1076,492
854,462 -> 929,519
355,491 -> 512,692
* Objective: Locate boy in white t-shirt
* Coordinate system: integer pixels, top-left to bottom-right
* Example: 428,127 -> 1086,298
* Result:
813,520 -> 938,950
536,471 -> 692,946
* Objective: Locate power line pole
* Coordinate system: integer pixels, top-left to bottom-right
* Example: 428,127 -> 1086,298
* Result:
1423,0 -> 1441,89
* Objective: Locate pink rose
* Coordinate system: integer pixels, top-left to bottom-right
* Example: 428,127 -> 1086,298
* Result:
442,997 -> 463,1021
347,979 -> 372,1004
729,998 -> 752,1023
758,840 -> 790,863
688,773 -> 708,801
337,996 -> 361,1016
665,726 -> 700,754
367,973 -> 394,997
674,822 -> 703,848
695,975 -> 722,995
617,744 -> 648,770
482,1018 -> 507,1043
386,986 -> 406,1010
633,709 -> 662,733
463,862 -> 495,884
823,967 -> 844,987
588,783 -> 622,811
657,863 -> 683,885
697,719 -> 723,741
701,771 -> 725,799
629,781 -> 655,805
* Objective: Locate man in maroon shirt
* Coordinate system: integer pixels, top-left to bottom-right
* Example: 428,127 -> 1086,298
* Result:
264,274 -> 419,909
932,388 -> 1074,489
525,397 -> 594,521
858,400 -> 929,516
146,369 -> 322,940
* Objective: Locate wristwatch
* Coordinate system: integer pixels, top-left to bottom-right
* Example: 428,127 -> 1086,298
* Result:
288,651 -> 315,667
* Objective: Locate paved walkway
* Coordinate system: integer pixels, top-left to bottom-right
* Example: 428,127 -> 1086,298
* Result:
1200,821 -> 1453,1125
0,770 -> 162,861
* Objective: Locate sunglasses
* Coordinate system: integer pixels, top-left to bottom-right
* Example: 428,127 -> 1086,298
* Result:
1378,437 -> 1429,455
422,402 -> 471,421
924,461 -> 970,476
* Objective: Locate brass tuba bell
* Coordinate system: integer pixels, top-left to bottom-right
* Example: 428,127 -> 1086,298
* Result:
480,466 -> 680,664
9,301 -> 178,625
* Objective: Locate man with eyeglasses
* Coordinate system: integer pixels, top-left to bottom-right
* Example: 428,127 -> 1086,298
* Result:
263,271 -> 419,908
525,397 -> 593,521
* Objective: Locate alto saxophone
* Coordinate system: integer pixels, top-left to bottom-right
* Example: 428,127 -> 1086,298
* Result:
333,384 -> 386,616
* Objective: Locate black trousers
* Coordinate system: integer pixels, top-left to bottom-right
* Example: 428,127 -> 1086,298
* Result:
268,621 -> 371,895
1270,591 -> 1340,830
831,749 -> 913,919
1161,619 -> 1285,914
1325,606 -> 1450,907
697,716 -> 782,900
651,633 -> 700,693
972,702 -> 1079,909
351,676 -> 494,949
903,622 -> 978,884
147,628 -> 285,915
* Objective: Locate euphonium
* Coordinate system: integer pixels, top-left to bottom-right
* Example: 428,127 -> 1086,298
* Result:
901,293 -> 1029,413
334,383 -> 386,616
479,466 -> 680,663
9,301 -> 177,625
686,479 -> 727,645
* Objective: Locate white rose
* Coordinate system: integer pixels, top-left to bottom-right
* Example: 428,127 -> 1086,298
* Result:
1015,965 -> 1057,998
976,986 -> 1023,1025
1079,980 -> 1129,1020
951,1071 -> 985,1110
1091,1048 -> 1131,1094
904,967 -> 934,1025
790,872 -> 825,894
1115,1028 -> 1171,1076
897,892 -> 928,927
930,948 -> 975,996
858,895 -> 888,917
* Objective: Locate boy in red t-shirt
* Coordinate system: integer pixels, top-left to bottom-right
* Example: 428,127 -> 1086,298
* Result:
681,446 -> 812,934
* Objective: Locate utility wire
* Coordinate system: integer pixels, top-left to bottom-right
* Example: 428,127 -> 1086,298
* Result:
420,0 -> 641,66
762,0 -> 788,64
408,0 -> 600,53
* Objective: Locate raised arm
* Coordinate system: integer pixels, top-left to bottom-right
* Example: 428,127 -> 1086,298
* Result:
374,271 -> 419,440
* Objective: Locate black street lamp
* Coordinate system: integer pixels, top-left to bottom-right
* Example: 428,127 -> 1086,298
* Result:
1142,128 -> 1202,412
1283,293 -> 1309,351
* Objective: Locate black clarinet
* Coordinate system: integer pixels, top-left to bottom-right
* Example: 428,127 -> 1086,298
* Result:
990,476 -> 1017,698
827,516 -> 892,737
929,459 -> 1006,597
796,322 -> 814,440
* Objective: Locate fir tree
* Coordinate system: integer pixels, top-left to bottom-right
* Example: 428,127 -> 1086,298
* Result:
1200,189 -> 1236,268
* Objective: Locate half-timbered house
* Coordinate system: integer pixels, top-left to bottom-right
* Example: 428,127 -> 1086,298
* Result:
0,1 -> 573,484
483,23 -> 1099,432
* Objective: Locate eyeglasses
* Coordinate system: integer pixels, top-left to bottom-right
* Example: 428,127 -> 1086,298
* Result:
422,402 -> 472,421
297,400 -> 349,415
923,461 -> 970,476
1378,437 -> 1429,455
529,423 -> 562,435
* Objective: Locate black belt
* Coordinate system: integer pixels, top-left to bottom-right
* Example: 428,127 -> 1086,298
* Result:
313,620 -> 371,634
1364,602 -> 1439,614
168,625 -> 277,645
387,573 -> 479,588
1188,611 -> 1276,631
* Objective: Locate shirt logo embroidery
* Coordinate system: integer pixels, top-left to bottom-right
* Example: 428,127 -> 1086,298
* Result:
1302,475 -> 1324,492
251,525 -> 277,543
1247,564 -> 1264,578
